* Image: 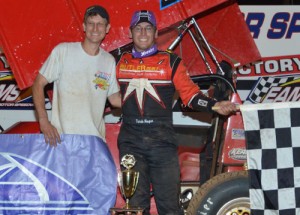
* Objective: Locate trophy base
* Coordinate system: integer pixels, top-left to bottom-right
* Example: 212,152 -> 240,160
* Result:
110,207 -> 144,215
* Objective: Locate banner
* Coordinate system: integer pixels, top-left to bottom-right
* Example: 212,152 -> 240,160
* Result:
240,102 -> 300,215
0,134 -> 117,215
237,6 -> 300,105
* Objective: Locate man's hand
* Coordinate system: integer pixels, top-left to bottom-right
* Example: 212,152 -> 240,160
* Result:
212,101 -> 238,116
39,118 -> 61,147
32,74 -> 60,146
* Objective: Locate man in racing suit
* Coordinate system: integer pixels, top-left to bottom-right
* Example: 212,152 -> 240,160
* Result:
116,10 -> 237,215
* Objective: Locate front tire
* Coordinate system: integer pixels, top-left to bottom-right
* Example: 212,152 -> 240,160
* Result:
186,171 -> 250,215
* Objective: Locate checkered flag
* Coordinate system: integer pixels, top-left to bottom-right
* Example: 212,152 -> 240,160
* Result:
240,102 -> 300,215
248,76 -> 300,103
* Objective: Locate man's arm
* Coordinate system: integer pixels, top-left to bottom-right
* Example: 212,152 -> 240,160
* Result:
108,92 -> 122,108
32,74 -> 60,146
170,55 -> 237,116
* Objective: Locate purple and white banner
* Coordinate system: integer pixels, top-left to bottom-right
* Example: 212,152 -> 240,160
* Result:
0,134 -> 117,215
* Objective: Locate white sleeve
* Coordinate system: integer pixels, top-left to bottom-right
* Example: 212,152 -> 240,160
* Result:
39,44 -> 63,83
107,58 -> 120,97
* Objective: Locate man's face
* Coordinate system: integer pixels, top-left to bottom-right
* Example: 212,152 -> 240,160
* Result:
83,15 -> 110,44
130,22 -> 158,52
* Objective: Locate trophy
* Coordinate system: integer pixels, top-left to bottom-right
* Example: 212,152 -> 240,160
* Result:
118,154 -> 139,209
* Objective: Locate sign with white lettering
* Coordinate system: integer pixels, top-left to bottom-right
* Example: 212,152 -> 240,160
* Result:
0,134 -> 117,215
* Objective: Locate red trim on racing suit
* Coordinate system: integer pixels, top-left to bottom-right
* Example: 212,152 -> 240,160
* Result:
116,51 -> 213,123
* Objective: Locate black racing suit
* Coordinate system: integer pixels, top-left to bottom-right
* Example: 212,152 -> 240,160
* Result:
116,51 -> 216,215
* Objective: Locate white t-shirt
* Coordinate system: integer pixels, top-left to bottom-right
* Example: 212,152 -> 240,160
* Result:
39,42 -> 119,140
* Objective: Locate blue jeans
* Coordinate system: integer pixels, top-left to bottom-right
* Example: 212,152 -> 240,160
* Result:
118,122 -> 181,215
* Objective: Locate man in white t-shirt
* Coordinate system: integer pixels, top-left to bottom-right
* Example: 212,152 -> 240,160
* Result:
32,5 -> 121,146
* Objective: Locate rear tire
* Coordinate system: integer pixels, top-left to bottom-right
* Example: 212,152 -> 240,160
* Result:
186,171 -> 250,215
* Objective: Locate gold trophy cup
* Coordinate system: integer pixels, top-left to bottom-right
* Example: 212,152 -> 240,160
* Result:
119,154 -> 139,209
